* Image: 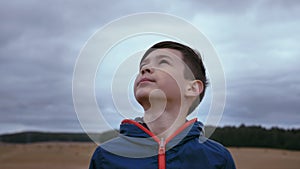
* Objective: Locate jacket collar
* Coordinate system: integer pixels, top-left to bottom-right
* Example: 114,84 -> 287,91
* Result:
120,118 -> 204,144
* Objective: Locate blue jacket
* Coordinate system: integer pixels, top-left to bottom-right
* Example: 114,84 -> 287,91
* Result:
89,118 -> 236,169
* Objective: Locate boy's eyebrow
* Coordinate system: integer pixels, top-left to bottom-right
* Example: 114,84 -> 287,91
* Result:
156,54 -> 173,61
140,54 -> 174,67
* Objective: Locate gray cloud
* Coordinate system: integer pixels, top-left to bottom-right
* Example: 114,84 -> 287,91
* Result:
224,68 -> 300,128
0,0 -> 299,134
0,0 -> 171,134
178,0 -> 300,128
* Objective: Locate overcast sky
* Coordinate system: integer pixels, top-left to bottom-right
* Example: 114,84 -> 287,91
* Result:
0,0 -> 299,134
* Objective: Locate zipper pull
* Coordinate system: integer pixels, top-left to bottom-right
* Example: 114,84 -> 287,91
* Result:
159,137 -> 165,154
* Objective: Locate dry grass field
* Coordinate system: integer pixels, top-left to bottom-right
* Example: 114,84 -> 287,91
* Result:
0,142 -> 299,169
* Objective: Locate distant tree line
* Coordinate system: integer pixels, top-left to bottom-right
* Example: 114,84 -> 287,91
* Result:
0,130 -> 118,144
207,124 -> 300,150
0,125 -> 299,150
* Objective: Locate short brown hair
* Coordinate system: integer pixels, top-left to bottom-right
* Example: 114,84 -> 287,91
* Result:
141,41 -> 208,115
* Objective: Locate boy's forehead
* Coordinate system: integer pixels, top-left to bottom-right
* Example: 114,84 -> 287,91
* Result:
141,48 -> 183,63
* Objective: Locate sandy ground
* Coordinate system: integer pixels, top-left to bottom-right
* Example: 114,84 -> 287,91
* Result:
230,147 -> 300,169
0,142 -> 299,169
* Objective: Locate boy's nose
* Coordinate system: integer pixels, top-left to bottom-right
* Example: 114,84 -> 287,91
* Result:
141,66 -> 153,74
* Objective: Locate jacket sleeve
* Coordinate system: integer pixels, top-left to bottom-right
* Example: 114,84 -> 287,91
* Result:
89,147 -> 102,169
223,148 -> 236,169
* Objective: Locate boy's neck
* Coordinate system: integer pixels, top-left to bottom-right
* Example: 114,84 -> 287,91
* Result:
143,100 -> 190,139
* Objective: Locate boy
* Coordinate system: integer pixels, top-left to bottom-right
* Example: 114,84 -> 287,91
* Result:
89,41 -> 236,169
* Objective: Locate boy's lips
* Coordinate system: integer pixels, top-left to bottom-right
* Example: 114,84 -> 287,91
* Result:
137,77 -> 155,86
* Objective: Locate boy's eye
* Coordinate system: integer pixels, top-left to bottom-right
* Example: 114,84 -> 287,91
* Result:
159,59 -> 169,64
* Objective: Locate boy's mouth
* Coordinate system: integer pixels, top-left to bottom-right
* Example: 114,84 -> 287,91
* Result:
137,77 -> 155,86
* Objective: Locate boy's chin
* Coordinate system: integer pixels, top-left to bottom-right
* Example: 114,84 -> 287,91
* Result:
134,89 -> 151,101
135,89 -> 167,105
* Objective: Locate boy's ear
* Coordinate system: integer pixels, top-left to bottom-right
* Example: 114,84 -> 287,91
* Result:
185,80 -> 203,97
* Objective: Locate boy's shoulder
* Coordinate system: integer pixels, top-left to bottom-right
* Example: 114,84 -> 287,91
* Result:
184,136 -> 234,164
199,136 -> 229,152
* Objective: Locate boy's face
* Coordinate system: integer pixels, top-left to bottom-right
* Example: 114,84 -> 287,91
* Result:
134,48 -> 192,110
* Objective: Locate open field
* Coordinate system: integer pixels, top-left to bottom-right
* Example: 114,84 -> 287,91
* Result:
0,142 -> 299,169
